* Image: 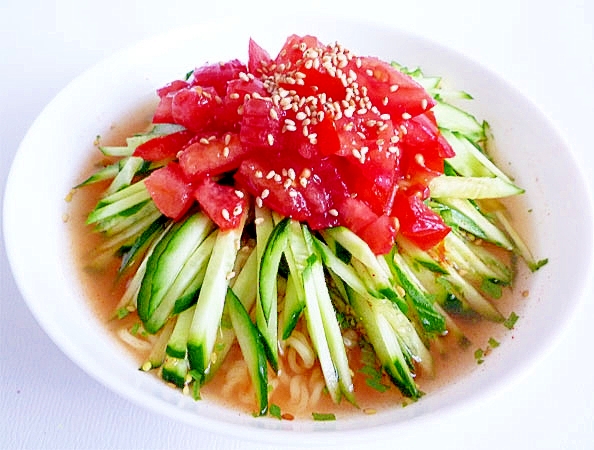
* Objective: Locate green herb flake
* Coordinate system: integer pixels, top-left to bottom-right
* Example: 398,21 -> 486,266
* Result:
269,404 -> 282,420
474,348 -> 485,364
365,378 -> 390,393
129,322 -> 141,336
116,308 -> 130,319
312,412 -> 336,421
504,311 -> 519,330
488,337 -> 500,348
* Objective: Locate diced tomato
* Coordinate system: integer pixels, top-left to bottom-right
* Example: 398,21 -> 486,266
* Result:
157,80 -> 190,98
248,38 -> 272,76
190,59 -> 247,97
170,86 -> 219,133
178,133 -> 251,179
144,162 -> 194,220
132,130 -> 195,162
357,214 -> 398,255
356,56 -> 436,119
153,93 -> 175,124
274,34 -> 323,68
336,197 -> 378,233
239,97 -> 284,151
215,78 -> 269,131
193,176 -> 247,230
392,191 -> 450,250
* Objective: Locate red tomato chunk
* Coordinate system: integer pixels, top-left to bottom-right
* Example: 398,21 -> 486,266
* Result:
141,34 -> 455,254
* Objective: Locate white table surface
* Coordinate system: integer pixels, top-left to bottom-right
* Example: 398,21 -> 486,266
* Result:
1,1 -> 593,449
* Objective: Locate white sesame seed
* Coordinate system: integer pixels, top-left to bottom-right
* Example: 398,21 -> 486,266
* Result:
235,190 -> 244,198
229,92 -> 240,100
223,146 -> 230,157
267,134 -> 275,146
421,98 -> 428,110
295,111 -> 307,121
329,209 -> 339,217
261,189 -> 270,199
380,113 -> 391,121
274,173 -> 282,182
266,170 -> 276,179
288,190 -> 298,198
226,271 -> 236,281
299,177 -> 308,188
254,217 -> 264,225
352,148 -> 362,159
390,84 -> 399,92
255,170 -> 263,178
287,168 -> 296,180
224,134 -> 231,145
283,178 -> 293,189
256,197 -> 263,207
200,137 -> 210,145
239,72 -> 250,82
221,209 -> 230,221
402,112 -> 412,120
269,108 -> 279,120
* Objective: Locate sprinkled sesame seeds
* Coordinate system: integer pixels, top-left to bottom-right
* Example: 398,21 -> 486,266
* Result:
402,112 -> 412,120
329,209 -> 339,217
235,190 -> 244,198
223,146 -> 230,157
199,137 -> 210,145
261,188 -> 270,199
267,134 -> 275,146
389,84 -> 399,92
221,209 -> 230,221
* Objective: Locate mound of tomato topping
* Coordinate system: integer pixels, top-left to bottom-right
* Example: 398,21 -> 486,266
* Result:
137,35 -> 455,254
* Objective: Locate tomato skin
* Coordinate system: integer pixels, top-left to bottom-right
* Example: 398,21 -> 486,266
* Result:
171,86 -> 219,133
239,97 -> 284,151
178,133 -> 251,179
190,59 -> 247,97
132,130 -> 195,162
358,214 -> 398,255
248,38 -> 272,75
144,162 -> 195,220
356,57 -> 436,119
393,191 -> 450,250
215,78 -> 269,132
157,80 -> 189,98
193,176 -> 247,230
153,93 -> 175,124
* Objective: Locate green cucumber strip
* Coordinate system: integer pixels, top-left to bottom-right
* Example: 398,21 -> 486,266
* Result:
187,223 -> 243,376
75,162 -> 120,188
279,221 -> 310,339
137,213 -> 214,330
119,215 -> 169,275
347,289 -> 420,399
113,222 -> 174,315
259,218 -> 290,323
435,198 -> 514,249
87,181 -> 150,224
440,261 -> 504,321
433,102 -> 485,143
147,230 -> 216,331
442,232 -> 510,285
493,209 -> 548,272
372,296 -> 434,376
227,288 -> 269,416
396,236 -> 448,275
166,305 -> 196,358
105,156 -> 146,196
313,237 -> 368,296
302,256 -> 340,403
440,129 -> 513,182
257,223 -> 290,370
308,253 -> 356,405
97,200 -> 160,236
143,318 -> 176,370
429,175 -> 524,199
228,246 -> 258,311
387,251 -> 446,335
161,355 -> 190,388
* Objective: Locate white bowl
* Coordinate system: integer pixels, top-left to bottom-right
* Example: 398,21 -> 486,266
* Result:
4,15 -> 593,446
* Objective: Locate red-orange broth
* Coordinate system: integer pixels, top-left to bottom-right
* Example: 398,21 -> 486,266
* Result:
67,107 -> 532,419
